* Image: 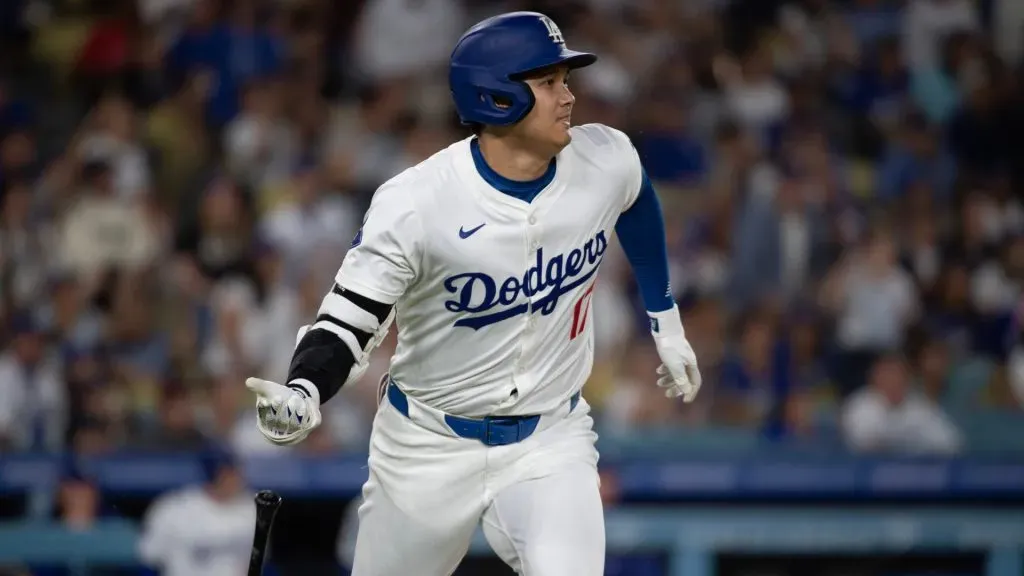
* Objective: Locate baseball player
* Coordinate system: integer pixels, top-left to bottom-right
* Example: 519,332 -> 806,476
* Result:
245,11 -> 702,576
138,449 -> 256,576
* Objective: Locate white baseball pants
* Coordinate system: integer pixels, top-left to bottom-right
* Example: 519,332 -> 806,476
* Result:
349,388 -> 605,576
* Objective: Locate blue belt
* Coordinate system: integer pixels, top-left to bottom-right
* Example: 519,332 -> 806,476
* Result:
386,381 -> 580,447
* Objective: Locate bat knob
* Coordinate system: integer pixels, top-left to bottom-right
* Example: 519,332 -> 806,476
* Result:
255,490 -> 282,509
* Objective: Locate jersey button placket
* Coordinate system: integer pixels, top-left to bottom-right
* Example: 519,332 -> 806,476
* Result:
524,215 -> 539,326
527,211 -> 540,250
519,214 -> 535,386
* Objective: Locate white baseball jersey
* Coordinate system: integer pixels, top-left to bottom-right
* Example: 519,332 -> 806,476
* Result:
138,486 -> 256,576
337,123 -> 643,417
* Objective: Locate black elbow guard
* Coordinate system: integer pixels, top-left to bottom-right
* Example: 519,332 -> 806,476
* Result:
287,329 -> 358,404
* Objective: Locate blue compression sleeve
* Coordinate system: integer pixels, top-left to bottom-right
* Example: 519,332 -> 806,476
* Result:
614,169 -> 675,313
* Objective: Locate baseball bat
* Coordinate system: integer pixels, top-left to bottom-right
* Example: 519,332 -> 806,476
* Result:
248,490 -> 283,576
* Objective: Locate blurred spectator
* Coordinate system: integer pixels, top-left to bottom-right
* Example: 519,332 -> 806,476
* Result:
841,353 -> 963,454
54,462 -> 103,531
714,42 -> 791,145
0,312 -> 67,451
57,155 -> 160,282
776,0 -> 836,74
632,66 -> 707,186
168,0 -> 285,127
765,312 -> 839,442
926,260 -> 985,360
325,83 -> 413,195
729,176 -> 831,312
1,179 -> 55,313
223,77 -> 299,193
910,29 -> 975,125
946,55 -> 1010,177
835,35 -> 910,157
258,160 -> 358,280
821,229 -> 919,395
138,449 -> 255,576
129,384 -> 207,452
145,70 -> 213,215
73,0 -> 138,104
40,274 -> 105,369
76,93 -> 153,201
173,177 -> 252,282
903,0 -> 979,71
351,0 -> 466,84
715,311 -> 781,428
877,111 -> 956,201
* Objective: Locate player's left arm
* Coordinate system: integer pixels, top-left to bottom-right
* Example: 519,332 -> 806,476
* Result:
614,161 -> 702,402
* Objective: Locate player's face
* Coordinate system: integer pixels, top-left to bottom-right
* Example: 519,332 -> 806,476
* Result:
519,66 -> 575,149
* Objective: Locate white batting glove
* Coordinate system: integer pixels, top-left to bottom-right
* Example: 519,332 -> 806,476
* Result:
648,304 -> 702,402
245,377 -> 322,446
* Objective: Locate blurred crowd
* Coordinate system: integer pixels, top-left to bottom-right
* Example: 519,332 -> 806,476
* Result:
0,0 -> 1022,468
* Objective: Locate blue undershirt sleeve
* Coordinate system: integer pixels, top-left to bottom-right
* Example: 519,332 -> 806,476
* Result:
614,168 -> 675,313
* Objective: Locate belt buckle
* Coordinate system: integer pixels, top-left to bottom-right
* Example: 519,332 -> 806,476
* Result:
483,416 -> 522,446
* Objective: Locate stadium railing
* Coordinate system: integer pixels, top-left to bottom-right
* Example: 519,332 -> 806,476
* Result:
3,449 -> 1022,501
0,508 -> 1022,576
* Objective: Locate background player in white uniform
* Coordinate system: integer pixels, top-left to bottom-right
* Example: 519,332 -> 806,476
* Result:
245,11 -> 703,576
138,449 -> 255,576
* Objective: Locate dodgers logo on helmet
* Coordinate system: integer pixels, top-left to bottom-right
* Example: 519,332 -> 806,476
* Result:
443,230 -> 608,330
448,12 -> 597,127
537,14 -> 564,44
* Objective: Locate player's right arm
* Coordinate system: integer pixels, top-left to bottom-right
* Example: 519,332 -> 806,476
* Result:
577,123 -> 701,403
246,179 -> 423,446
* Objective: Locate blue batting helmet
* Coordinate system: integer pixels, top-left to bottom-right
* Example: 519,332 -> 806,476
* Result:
449,12 -> 597,127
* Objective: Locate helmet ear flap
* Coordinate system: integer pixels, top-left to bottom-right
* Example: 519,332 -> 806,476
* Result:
450,62 -> 536,126
475,80 -> 535,126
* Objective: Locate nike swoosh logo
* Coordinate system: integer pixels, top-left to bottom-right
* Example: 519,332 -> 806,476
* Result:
459,223 -> 486,239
